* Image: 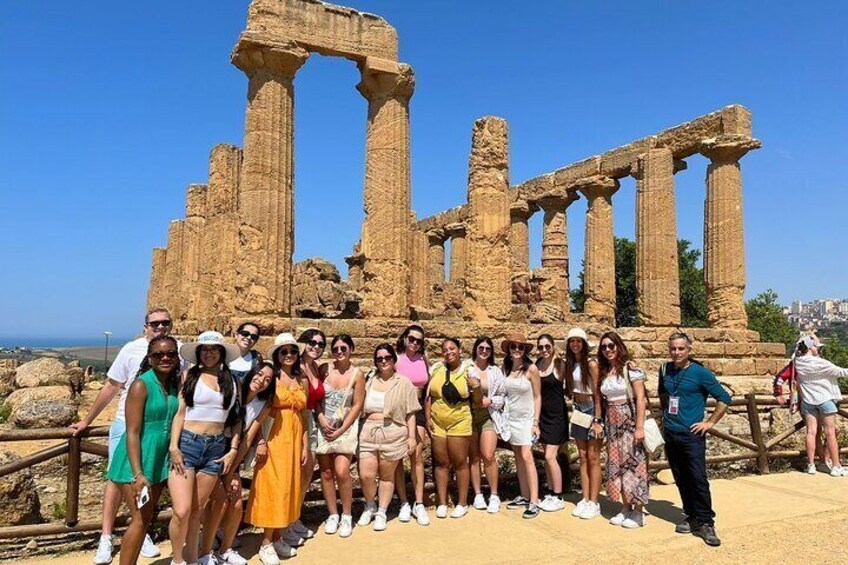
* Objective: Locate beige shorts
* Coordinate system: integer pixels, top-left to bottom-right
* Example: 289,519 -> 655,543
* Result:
358,419 -> 408,461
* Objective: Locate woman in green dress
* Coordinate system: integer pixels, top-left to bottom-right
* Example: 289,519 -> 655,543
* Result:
106,335 -> 180,565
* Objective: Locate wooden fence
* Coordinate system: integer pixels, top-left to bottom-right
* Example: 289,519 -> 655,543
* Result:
1,393 -> 845,541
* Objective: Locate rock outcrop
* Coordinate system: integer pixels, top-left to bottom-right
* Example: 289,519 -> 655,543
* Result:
0,451 -> 42,526
14,358 -> 72,388
11,399 -> 78,429
291,258 -> 360,319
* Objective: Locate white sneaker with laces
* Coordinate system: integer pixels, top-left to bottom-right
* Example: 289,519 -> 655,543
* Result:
218,549 -> 248,565
373,512 -> 388,531
540,495 -> 565,512
290,519 -> 314,539
473,493 -> 487,510
412,503 -> 431,525
140,533 -> 160,558
357,504 -> 377,527
621,510 -> 646,529
579,501 -> 601,520
487,495 -> 501,514
324,514 -> 339,534
435,504 -> 448,519
609,511 -> 628,526
199,553 -> 218,565
806,463 -> 817,474
450,505 -> 468,519
282,528 -> 304,547
272,539 -> 296,559
398,502 -> 412,522
93,534 -> 113,565
339,514 -> 353,538
258,543 -> 280,565
830,465 -> 848,477
571,498 -> 588,517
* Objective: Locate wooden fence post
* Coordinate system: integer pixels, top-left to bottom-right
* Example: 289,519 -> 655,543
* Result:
65,435 -> 81,527
746,392 -> 769,474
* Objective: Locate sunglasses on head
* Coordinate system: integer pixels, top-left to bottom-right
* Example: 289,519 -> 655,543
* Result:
406,336 -> 423,346
237,330 -> 259,342
332,345 -> 348,353
376,355 -> 393,363
306,339 -> 325,348
600,342 -> 616,351
147,320 -> 172,328
509,343 -> 526,352
149,350 -> 178,361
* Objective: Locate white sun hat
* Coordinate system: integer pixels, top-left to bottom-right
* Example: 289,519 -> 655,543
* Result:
566,327 -> 596,349
266,332 -> 301,361
179,331 -> 241,365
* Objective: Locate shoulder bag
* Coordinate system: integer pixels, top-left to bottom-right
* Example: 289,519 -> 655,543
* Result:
314,376 -> 359,455
623,366 -> 664,454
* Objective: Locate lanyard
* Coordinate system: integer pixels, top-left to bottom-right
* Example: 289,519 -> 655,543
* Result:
667,364 -> 691,397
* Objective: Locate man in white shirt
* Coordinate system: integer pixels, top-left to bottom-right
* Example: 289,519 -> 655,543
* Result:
70,307 -> 181,564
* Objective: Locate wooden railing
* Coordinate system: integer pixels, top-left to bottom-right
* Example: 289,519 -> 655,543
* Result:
1,393 -> 845,541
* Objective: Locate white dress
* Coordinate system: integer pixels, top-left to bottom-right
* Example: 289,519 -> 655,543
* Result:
505,372 -> 534,446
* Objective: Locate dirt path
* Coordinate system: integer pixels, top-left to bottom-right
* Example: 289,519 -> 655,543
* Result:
8,472 -> 847,565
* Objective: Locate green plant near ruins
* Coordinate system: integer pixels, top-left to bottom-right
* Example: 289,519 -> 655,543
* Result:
745,289 -> 797,355
0,400 -> 10,424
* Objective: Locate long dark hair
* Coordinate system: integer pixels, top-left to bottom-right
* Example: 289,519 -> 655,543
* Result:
597,331 -> 630,380
136,335 -> 181,394
182,345 -> 236,412
396,324 -> 426,355
564,335 -> 591,394
503,346 -> 533,375
535,333 -> 566,382
471,336 -> 496,367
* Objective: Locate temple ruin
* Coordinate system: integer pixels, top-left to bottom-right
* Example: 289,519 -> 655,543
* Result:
146,0 -> 787,386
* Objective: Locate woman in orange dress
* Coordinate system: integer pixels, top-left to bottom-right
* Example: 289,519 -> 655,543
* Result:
246,333 -> 310,565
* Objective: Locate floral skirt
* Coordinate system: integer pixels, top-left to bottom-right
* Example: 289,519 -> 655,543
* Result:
605,403 -> 649,505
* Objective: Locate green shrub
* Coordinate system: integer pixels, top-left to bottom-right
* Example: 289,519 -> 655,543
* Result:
0,401 -> 10,424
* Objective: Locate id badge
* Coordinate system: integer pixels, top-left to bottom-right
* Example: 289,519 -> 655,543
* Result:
668,396 -> 680,415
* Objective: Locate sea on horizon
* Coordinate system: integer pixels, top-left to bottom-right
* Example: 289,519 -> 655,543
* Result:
0,337 -> 135,349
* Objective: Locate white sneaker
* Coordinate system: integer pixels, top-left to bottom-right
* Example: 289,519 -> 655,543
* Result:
450,505 -> 468,519
272,539 -> 296,559
357,503 -> 376,527
579,501 -> 601,520
93,534 -> 113,564
373,512 -> 387,531
539,495 -> 565,512
218,549 -> 248,565
412,503 -> 430,525
806,463 -> 817,474
435,504 -> 448,519
338,514 -> 353,538
258,543 -> 280,565
140,534 -> 160,558
324,514 -> 340,535
609,511 -> 628,526
472,493 -> 487,510
830,466 -> 848,477
199,553 -> 218,565
290,519 -> 314,539
571,499 -> 588,517
282,527 -> 304,547
621,510 -> 646,529
398,502 -> 412,523
487,495 -> 501,514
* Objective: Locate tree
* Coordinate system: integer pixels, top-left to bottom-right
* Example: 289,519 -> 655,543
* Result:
745,289 -> 796,354
678,240 -> 708,327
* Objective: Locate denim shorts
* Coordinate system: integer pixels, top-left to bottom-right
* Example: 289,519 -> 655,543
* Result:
178,430 -> 227,475
800,399 -> 838,417
108,419 -> 127,464
571,400 -> 597,442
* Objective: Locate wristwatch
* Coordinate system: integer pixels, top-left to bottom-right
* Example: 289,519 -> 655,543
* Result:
593,418 -> 603,424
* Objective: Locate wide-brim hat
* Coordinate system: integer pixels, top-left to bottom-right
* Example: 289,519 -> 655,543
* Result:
501,332 -> 534,354
266,332 -> 301,361
180,331 -> 241,365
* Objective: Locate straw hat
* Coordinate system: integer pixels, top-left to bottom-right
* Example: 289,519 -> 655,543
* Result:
266,332 -> 300,361
500,332 -> 534,354
179,331 -> 240,365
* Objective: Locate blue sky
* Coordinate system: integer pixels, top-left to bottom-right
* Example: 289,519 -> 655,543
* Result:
1,1 -> 846,341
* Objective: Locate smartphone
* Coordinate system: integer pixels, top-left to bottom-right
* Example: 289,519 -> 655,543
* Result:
137,485 -> 150,509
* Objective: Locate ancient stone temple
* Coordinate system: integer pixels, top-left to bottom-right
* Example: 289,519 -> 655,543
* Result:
147,0 -> 787,388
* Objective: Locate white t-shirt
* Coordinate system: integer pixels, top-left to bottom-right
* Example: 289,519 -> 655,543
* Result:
229,353 -> 254,374
107,337 -> 184,422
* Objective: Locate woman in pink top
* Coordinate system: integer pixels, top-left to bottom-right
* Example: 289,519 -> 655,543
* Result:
393,324 -> 431,526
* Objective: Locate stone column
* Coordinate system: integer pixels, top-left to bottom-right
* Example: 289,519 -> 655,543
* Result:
357,58 -> 415,318
576,175 -> 620,325
345,243 -> 365,291
464,116 -> 511,321
446,223 -> 467,283
426,229 -> 446,290
509,201 -> 533,274
147,247 -> 167,311
408,224 -> 430,307
699,135 -> 761,328
231,34 -> 309,317
162,220 -> 186,323
538,193 -> 579,314
182,184 -> 207,331
631,148 -> 681,326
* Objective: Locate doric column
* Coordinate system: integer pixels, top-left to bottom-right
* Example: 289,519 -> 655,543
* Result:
538,193 -> 579,314
162,220 -> 186,323
231,33 -> 309,317
699,135 -> 761,328
631,148 -> 681,326
408,221 -> 430,307
426,229 -> 446,290
182,184 -> 207,329
345,243 -> 365,292
147,247 -> 167,310
357,58 -> 415,318
445,223 -> 467,283
464,116 -> 511,321
576,175 -> 620,325
509,201 -> 533,274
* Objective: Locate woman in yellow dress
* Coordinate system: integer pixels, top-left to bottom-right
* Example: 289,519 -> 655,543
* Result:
246,333 -> 310,565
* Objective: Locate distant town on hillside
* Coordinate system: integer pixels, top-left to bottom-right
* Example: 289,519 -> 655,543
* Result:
784,298 -> 848,331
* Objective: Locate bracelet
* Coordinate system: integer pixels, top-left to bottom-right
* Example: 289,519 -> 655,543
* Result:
593,418 -> 603,424
131,471 -> 142,483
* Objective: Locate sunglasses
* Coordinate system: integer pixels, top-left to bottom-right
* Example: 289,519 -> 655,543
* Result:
149,350 -> 178,361
279,347 -> 298,356
237,330 -> 259,342
406,336 -> 423,346
147,320 -> 172,328
306,339 -> 325,349
375,355 -> 393,363
476,345 -> 492,352
538,344 -> 553,351
509,343 -> 526,352
332,345 -> 349,354
600,342 -> 616,351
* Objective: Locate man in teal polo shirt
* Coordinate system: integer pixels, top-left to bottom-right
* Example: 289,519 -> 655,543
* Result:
660,332 -> 731,547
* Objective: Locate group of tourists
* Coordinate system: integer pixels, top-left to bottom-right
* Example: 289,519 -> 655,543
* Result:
70,307 -> 845,565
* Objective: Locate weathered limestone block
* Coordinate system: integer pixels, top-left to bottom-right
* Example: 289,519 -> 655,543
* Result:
632,148 -> 680,326
162,220 -> 186,321
182,184 -> 207,324
426,229 -> 446,289
445,223 -> 467,283
232,34 -> 309,318
576,175 -> 619,324
345,243 -> 365,292
292,258 -> 360,318
509,201 -> 533,275
700,135 -> 761,329
206,144 -> 242,217
185,183 -> 208,219
5,386 -> 72,412
538,193 -> 578,315
408,222 -> 430,307
12,399 -> 78,429
0,452 -> 42,527
147,247 -> 167,311
14,358 -> 71,388
464,117 -> 511,322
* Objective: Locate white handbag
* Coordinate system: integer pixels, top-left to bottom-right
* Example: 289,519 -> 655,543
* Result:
623,367 -> 665,453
